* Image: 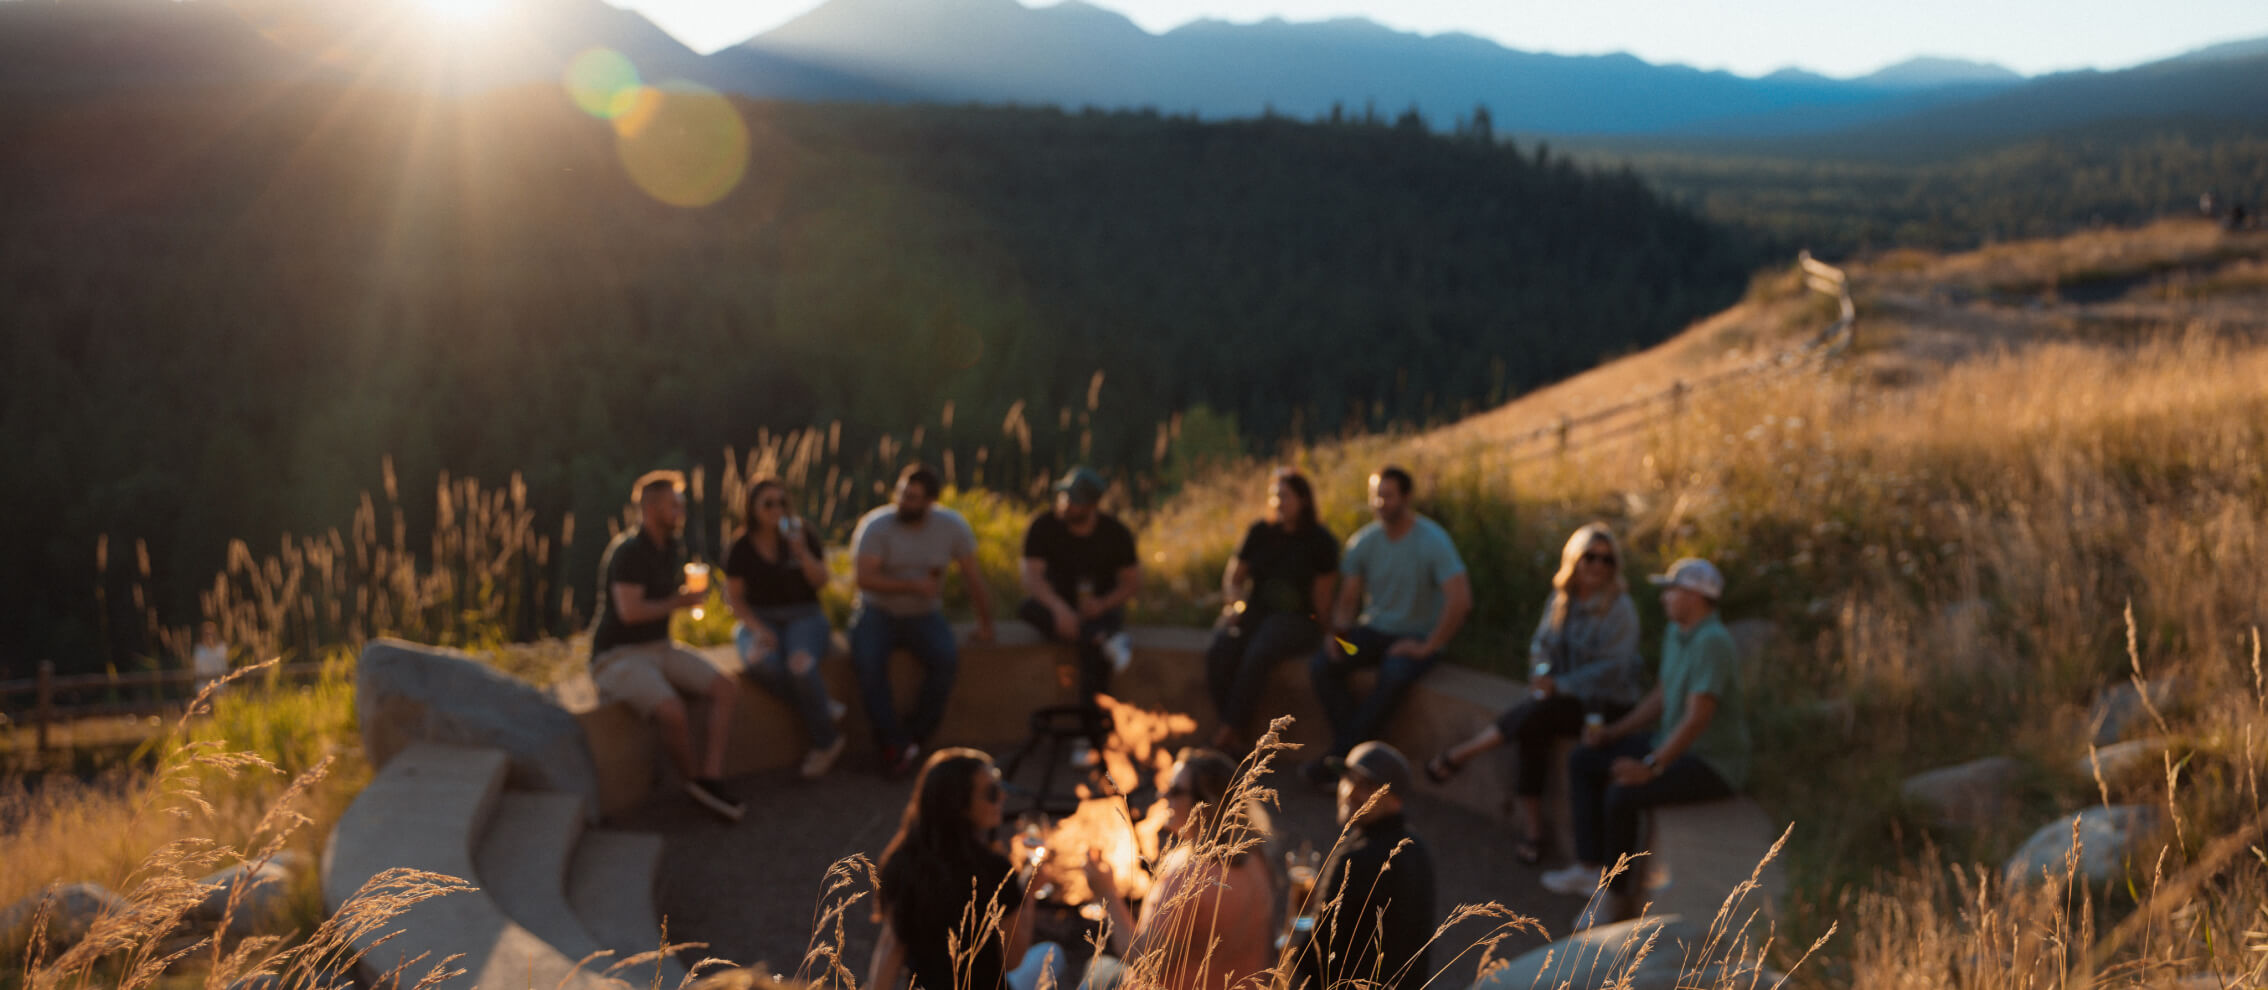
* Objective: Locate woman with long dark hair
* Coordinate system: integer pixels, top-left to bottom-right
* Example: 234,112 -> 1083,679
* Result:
1424,523 -> 1642,865
1204,469 -> 1339,750
870,748 -> 1039,990
723,477 -> 845,779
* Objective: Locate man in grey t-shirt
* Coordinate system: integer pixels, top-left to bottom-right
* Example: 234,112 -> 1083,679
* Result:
850,463 -> 997,776
1305,466 -> 1472,783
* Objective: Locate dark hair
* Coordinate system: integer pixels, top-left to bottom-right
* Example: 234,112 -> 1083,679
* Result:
736,477 -> 788,547
1272,469 -> 1319,531
876,748 -> 997,938
631,469 -> 685,503
1169,747 -> 1270,862
1373,465 -> 1414,498
897,463 -> 942,500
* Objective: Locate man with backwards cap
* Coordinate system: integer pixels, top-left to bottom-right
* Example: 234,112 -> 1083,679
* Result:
1016,466 -> 1140,756
1306,740 -> 1437,990
1544,557 -> 1752,924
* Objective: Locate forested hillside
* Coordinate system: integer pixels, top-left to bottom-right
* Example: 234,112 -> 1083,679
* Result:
0,82 -> 1753,669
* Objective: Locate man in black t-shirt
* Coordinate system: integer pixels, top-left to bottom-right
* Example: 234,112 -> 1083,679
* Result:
1308,741 -> 1436,990
1017,467 -> 1140,746
589,471 -> 747,822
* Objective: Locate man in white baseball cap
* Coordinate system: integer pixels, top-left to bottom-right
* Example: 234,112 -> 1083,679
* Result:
1541,556 -> 1751,928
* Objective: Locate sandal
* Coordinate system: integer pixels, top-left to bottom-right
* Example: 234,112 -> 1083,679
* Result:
1423,752 -> 1462,784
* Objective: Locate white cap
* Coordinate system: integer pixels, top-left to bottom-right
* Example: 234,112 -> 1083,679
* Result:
1648,557 -> 1724,601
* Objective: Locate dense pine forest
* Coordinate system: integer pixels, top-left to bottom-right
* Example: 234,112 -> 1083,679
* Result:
0,83 -> 1756,669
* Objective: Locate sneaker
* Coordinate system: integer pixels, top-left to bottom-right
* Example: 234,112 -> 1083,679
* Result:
1100,632 -> 1134,674
1540,864 -> 1604,897
1069,739 -> 1098,769
886,742 -> 922,778
685,778 -> 746,822
801,735 -> 848,780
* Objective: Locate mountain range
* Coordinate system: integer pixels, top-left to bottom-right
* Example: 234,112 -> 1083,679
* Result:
3,0 -> 2266,147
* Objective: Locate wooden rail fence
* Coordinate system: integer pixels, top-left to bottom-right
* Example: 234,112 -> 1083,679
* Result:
1,660 -> 331,759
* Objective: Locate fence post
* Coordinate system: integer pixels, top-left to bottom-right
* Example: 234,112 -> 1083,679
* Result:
1556,414 -> 1572,453
1671,379 -> 1689,416
36,659 -> 54,763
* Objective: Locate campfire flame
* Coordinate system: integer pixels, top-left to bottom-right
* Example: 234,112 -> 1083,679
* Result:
1036,694 -> 1195,904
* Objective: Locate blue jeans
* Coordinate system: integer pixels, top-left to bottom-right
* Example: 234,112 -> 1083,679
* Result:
1309,625 -> 1440,757
733,605 -> 840,750
849,608 -> 959,752
1568,734 -> 1734,890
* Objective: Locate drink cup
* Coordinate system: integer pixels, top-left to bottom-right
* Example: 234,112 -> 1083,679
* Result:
1286,864 -> 1318,918
684,562 -> 711,594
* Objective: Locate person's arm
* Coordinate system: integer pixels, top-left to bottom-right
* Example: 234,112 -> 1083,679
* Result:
1222,557 -> 1252,609
868,918 -> 907,990
1591,685 -> 1663,745
1084,851 -> 1138,957
610,581 -> 698,625
1327,573 -> 1363,638
1002,871 -> 1039,967
791,527 -> 830,591
1094,562 -> 1141,614
1394,573 -> 1470,658
1307,572 -> 1338,622
723,577 -> 771,656
956,552 -> 996,641
1552,596 -> 1641,700
856,554 -> 937,598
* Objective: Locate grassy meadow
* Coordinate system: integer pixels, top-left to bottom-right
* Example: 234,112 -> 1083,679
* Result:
7,218 -> 2268,987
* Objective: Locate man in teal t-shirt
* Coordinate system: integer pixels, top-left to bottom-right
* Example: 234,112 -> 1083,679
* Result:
1542,557 -> 1751,919
1305,466 -> 1472,781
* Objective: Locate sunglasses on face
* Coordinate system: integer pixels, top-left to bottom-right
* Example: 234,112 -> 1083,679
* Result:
1581,553 -> 1616,566
981,781 -> 1003,804
1164,784 -> 1194,800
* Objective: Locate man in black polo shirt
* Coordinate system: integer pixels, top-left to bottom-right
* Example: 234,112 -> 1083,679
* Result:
589,470 -> 746,822
1016,467 -> 1140,751
1311,740 -> 1436,990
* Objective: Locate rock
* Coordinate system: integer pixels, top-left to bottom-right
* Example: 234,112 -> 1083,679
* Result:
1474,915 -> 1708,990
0,882 -> 130,948
1901,756 -> 2024,830
2075,738 -> 2170,787
2087,678 -> 2180,747
2003,805 -> 2162,888
190,855 -> 302,935
357,638 -> 601,822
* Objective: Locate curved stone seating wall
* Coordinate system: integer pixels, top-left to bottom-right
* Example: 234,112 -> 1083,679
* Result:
572,624 -> 1532,821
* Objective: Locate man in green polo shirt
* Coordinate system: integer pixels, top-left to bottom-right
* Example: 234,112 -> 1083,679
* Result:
1542,557 -> 1750,922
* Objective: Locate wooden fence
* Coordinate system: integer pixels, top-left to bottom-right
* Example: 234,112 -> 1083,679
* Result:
0,659 -> 331,760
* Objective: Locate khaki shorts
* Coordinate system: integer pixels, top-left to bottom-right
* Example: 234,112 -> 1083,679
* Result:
592,639 -> 743,716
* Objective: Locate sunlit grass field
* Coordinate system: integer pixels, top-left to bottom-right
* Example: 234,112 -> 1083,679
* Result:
7,219 -> 2268,987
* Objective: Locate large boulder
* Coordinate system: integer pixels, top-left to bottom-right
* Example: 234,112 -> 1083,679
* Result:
1472,915 -> 1765,990
2087,678 -> 2180,747
357,639 -> 600,821
2074,738 -> 2170,789
189,852 -> 306,936
1901,756 -> 2024,830
0,882 -> 129,949
2003,805 -> 2163,888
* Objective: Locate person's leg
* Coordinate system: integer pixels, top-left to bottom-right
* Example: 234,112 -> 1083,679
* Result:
1509,694 -> 1587,839
775,609 -> 842,750
1340,642 -> 1438,755
594,644 -> 698,778
1601,756 -> 1735,892
1231,613 -> 1321,733
1074,609 -> 1124,747
1204,620 -> 1248,728
649,695 -> 698,779
1017,598 -> 1060,639
1566,735 -> 1652,868
655,642 -> 743,781
1310,627 -> 1389,756
849,608 -> 906,751
903,611 -> 960,744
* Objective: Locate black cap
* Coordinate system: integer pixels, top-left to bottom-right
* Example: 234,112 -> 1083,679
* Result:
1054,466 -> 1106,505
1343,740 -> 1413,795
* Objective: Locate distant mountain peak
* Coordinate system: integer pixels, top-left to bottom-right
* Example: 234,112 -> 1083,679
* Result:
1856,56 -> 2022,89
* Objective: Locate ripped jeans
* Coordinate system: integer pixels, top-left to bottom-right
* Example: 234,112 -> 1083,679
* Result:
733,604 -> 841,749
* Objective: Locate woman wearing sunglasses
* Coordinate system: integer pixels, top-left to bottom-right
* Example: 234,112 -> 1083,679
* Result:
1081,748 -> 1275,990
1423,523 -> 1643,865
870,748 -> 1042,990
723,477 -> 846,779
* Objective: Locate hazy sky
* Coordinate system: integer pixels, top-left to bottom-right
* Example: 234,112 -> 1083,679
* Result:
620,0 -> 2268,77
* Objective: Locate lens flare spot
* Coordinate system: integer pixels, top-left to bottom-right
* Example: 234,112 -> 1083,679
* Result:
612,82 -> 750,209
564,48 -> 640,120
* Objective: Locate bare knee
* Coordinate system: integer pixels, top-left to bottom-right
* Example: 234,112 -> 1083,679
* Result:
651,697 -> 690,731
786,651 -> 816,676
707,675 -> 739,706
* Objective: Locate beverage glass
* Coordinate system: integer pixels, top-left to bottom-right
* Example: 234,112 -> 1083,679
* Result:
684,563 -> 711,619
1530,660 -> 1552,699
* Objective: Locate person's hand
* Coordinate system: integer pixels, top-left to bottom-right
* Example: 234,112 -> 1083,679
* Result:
1609,756 -> 1656,787
911,575 -> 942,599
1386,638 -> 1429,659
1581,721 -> 1611,747
1082,848 -> 1118,901
676,589 -> 708,610
746,624 -> 778,661
1078,597 -> 1110,621
1530,674 -> 1556,697
969,619 -> 996,646
1051,602 -> 1080,640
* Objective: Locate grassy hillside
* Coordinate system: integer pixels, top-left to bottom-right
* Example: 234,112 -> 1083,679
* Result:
1136,218 -> 2268,982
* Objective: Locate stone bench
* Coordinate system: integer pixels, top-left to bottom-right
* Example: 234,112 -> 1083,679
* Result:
569,624 -> 1531,822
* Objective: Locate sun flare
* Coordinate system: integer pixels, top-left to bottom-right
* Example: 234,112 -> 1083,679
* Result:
412,0 -> 503,26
